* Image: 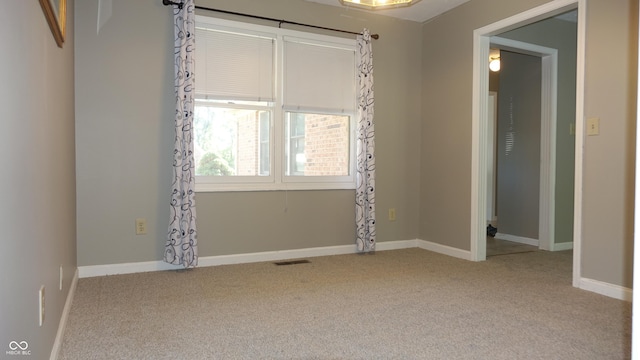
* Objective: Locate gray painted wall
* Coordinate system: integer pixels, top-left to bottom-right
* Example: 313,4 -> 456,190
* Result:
75,0 -> 176,266
421,0 -> 637,288
0,1 -> 76,358
75,0 -> 423,266
581,0 -> 637,288
500,16 -> 577,245
496,51 -> 542,239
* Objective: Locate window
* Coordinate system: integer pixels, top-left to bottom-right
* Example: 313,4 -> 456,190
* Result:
285,112 -> 351,177
194,16 -> 356,191
286,113 -> 306,176
259,112 -> 270,176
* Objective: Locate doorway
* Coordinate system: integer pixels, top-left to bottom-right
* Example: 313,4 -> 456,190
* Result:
470,0 -> 586,287
488,49 -> 543,256
486,38 -> 560,257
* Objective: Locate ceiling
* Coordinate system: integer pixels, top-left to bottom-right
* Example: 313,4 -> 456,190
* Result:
304,0 -> 472,23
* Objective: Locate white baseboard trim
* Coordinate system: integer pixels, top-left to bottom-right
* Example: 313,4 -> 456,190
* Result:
579,277 -> 632,302
50,268 -> 79,360
551,241 -> 573,251
494,233 -> 539,247
198,244 -> 357,268
376,239 -> 419,251
79,240 -> 424,278
79,259 -> 184,278
416,239 -> 473,261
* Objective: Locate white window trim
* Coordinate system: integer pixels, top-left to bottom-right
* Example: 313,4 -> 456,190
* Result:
194,16 -> 357,192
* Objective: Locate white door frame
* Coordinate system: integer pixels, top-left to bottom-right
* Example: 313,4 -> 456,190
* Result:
489,36 -> 558,252
470,0 -> 586,288
487,91 -> 497,224
632,4 -> 640,359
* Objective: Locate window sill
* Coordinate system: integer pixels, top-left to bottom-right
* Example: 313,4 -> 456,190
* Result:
195,182 -> 356,192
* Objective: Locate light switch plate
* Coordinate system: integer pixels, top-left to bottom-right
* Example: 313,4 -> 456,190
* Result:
587,117 -> 600,136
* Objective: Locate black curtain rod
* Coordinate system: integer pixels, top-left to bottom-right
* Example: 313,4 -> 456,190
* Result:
162,0 -> 379,39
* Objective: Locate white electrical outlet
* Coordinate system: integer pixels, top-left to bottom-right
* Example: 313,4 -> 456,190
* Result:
388,208 -> 397,221
135,218 -> 147,235
39,286 -> 45,327
59,266 -> 63,291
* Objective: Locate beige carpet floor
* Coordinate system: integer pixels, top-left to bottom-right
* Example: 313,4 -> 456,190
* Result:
59,248 -> 631,359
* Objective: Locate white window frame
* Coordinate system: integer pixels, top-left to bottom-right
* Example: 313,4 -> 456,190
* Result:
194,16 -> 357,192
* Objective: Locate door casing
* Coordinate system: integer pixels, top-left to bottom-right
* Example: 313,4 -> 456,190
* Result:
470,0 -> 586,289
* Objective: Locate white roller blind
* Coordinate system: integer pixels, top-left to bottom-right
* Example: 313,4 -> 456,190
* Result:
195,26 -> 275,102
283,38 -> 355,113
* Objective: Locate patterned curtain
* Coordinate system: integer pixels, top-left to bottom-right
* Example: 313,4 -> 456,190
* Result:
165,0 -> 198,268
355,29 -> 376,253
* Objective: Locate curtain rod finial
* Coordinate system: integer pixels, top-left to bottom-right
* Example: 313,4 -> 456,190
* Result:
162,0 -> 184,9
371,34 -> 379,40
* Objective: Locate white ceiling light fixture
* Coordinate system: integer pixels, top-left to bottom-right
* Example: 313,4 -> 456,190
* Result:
489,57 -> 501,72
339,0 -> 422,10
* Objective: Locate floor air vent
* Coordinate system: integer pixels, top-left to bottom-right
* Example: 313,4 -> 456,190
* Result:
274,259 -> 311,266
